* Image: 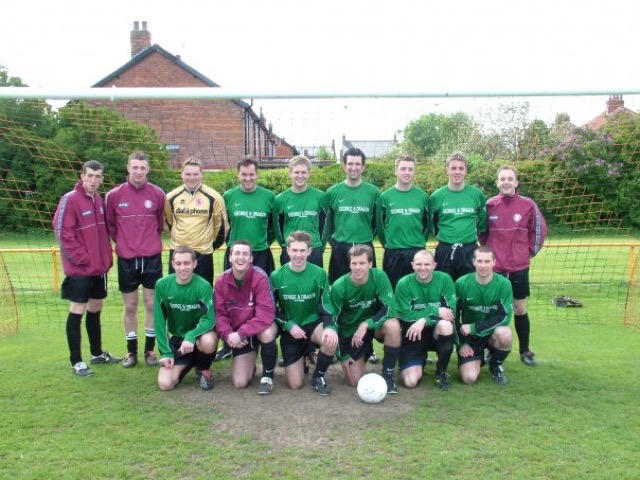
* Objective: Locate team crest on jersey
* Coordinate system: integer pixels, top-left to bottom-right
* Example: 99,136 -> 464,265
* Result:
513,214 -> 522,222
195,198 -> 203,206
100,207 -> 104,215
144,200 -> 153,209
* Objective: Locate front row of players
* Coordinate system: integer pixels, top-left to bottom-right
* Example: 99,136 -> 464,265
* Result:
154,231 -> 513,395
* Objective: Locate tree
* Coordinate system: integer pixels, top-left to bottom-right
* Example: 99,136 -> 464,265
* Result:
519,119 -> 553,160
314,146 -> 335,161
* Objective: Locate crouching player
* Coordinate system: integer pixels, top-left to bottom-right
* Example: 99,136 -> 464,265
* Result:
271,231 -> 338,395
214,240 -> 278,395
455,246 -> 513,385
155,246 -> 218,391
330,244 -> 401,394
390,250 -> 456,391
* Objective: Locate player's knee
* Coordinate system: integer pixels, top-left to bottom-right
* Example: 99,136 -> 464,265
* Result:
459,371 -> 478,384
493,327 -> 512,348
197,332 -> 217,354
158,375 -> 177,391
436,320 -> 454,336
231,376 -> 250,389
402,372 -> 421,389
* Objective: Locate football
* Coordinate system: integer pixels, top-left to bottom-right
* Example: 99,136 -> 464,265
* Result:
357,373 -> 388,404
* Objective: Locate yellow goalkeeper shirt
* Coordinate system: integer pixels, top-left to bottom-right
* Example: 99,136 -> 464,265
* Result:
165,184 -> 229,254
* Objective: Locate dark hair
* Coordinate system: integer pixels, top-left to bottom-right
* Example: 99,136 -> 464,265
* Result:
82,160 -> 104,174
348,244 -> 374,262
173,245 -> 197,261
237,156 -> 259,172
342,147 -> 366,165
395,155 -> 416,169
287,230 -> 312,248
128,151 -> 149,163
446,152 -> 468,169
230,240 -> 253,255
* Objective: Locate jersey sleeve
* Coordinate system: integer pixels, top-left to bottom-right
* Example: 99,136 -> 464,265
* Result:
376,195 -> 387,248
470,279 -> 513,337
366,271 -> 393,330
529,201 -> 547,257
153,280 -> 172,359
183,283 -> 215,344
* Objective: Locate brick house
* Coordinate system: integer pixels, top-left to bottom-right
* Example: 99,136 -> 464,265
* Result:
90,21 -> 296,169
583,95 -> 638,131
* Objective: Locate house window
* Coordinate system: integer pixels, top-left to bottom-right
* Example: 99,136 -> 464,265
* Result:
165,144 -> 180,163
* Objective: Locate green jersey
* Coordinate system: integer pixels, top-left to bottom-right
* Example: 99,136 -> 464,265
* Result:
389,271 -> 456,326
154,273 -> 215,360
454,272 -> 513,342
429,184 -> 486,244
326,181 -> 379,243
270,263 -> 335,331
377,186 -> 430,249
330,268 -> 393,338
272,187 -> 329,249
224,185 -> 275,250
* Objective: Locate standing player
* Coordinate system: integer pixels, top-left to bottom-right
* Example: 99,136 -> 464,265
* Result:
165,157 -> 229,286
273,155 -> 329,268
155,246 -> 218,391
224,157 -> 276,275
53,160 -> 121,377
480,165 -> 547,366
106,151 -> 165,368
429,152 -> 486,281
455,246 -> 513,385
326,147 -> 379,284
330,244 -> 401,394
390,250 -> 456,391
271,231 -> 338,395
214,241 -> 279,395
377,155 -> 430,289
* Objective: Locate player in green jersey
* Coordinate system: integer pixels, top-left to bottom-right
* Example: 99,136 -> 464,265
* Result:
273,156 -> 329,268
155,246 -> 218,391
377,155 -> 430,289
430,152 -> 487,281
330,244 -> 402,394
455,246 -> 513,386
271,231 -> 338,395
390,250 -> 456,391
326,148 -> 379,284
223,157 -> 276,275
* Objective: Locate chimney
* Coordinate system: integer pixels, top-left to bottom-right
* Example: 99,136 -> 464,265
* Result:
131,21 -> 151,57
606,94 -> 624,114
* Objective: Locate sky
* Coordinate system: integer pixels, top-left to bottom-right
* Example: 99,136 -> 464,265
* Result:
2,0 -> 639,148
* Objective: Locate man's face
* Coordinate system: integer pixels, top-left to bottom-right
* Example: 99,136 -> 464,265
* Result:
230,244 -> 253,276
181,165 -> 202,191
447,159 -> 467,187
238,164 -> 257,192
497,168 -> 518,196
343,155 -> 365,182
172,252 -> 196,284
127,159 -> 149,187
289,164 -> 309,190
349,253 -> 372,284
473,251 -> 496,281
412,252 -> 436,283
396,160 -> 415,188
287,240 -> 311,270
81,168 -> 104,195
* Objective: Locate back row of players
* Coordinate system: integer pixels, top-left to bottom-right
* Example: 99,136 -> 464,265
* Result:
54,148 -> 547,395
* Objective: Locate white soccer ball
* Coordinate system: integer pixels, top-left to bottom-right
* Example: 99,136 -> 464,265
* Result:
357,373 -> 388,404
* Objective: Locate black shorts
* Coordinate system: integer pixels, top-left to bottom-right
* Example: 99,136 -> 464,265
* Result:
383,247 -> 423,289
169,250 -> 213,286
434,242 -> 477,282
498,268 -> 530,300
117,254 -> 163,293
224,248 -> 275,276
232,336 -> 260,357
61,274 -> 108,303
279,320 -> 322,367
457,334 -> 489,366
338,329 -> 376,362
329,241 -> 376,284
280,248 -> 324,269
169,336 -> 197,367
399,321 -> 438,370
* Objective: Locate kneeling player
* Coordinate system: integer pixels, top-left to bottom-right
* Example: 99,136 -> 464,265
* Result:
155,246 -> 218,391
330,244 -> 401,394
214,241 -> 279,395
455,246 -> 513,385
390,250 -> 456,391
271,231 -> 338,395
